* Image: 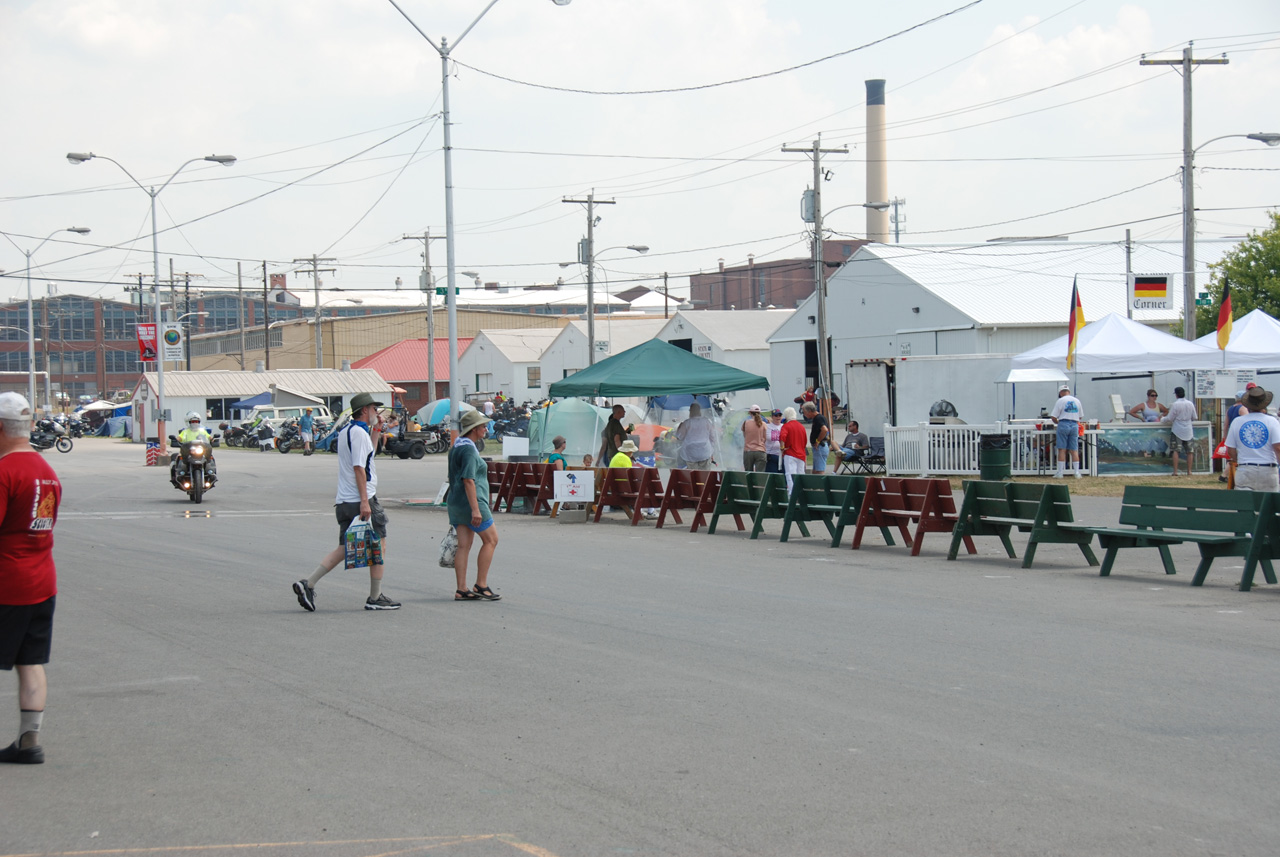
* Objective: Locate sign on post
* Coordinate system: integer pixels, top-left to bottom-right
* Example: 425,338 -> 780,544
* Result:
553,471 -> 595,503
161,323 -> 184,362
136,324 -> 158,362
1128,274 -> 1172,312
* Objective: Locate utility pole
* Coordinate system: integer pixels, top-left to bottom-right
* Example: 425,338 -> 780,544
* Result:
405,231 -> 444,398
237,261 -> 247,370
890,198 -> 907,243
262,262 -> 271,370
294,254 -> 338,368
662,271 -> 670,319
1140,45 -> 1228,339
1124,229 -> 1133,320
783,139 -> 848,418
562,190 -> 616,365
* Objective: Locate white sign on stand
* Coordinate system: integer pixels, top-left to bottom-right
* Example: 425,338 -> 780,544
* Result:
503,436 -> 529,457
1194,369 -> 1257,400
553,470 -> 595,503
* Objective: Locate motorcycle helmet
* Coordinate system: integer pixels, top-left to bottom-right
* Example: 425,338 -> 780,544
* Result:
186,411 -> 202,426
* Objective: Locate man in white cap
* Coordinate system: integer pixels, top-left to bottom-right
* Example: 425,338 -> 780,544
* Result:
0,393 -> 62,764
293,392 -> 400,612
1225,385 -> 1280,492
1049,384 -> 1083,478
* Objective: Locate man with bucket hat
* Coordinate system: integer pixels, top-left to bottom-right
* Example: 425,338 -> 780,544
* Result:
1225,385 -> 1280,492
292,392 -> 401,611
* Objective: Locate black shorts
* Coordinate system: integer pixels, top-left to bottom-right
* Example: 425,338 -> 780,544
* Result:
335,496 -> 388,545
0,596 -> 56,670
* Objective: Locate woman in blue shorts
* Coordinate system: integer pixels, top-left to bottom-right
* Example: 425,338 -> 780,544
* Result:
448,409 -> 501,601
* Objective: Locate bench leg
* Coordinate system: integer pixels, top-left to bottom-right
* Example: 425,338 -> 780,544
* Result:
1263,557 -> 1277,585
1021,541 -> 1038,569
1240,558 -> 1258,592
1098,547 -> 1118,577
779,519 -> 792,542
1079,542 -> 1100,567
1157,544 -> 1177,575
1190,555 -> 1214,587
998,532 -> 1017,559
946,527 -> 966,561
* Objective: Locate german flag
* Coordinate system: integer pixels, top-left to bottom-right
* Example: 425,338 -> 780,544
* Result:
1217,277 -> 1232,350
1134,276 -> 1168,298
1067,277 -> 1085,370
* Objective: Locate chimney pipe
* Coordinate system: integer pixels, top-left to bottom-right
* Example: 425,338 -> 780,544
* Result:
255,360 -> 265,373
865,79 -> 889,243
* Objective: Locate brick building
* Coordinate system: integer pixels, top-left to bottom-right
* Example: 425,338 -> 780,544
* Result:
689,240 -> 868,311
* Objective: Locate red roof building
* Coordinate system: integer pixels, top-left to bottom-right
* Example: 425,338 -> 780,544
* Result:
352,338 -> 472,413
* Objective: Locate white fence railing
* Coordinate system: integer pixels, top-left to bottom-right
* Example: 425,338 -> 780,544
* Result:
883,422 -> 1099,477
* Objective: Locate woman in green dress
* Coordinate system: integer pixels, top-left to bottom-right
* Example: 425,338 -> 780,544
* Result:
447,410 -> 500,601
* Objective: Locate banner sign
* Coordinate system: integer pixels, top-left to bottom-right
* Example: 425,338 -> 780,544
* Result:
1129,274 -> 1172,312
136,324 -> 158,362
1194,369 -> 1257,400
161,323 -> 184,361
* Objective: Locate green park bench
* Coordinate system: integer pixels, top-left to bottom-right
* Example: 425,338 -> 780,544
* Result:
781,474 -> 882,548
948,481 -> 1099,569
1238,491 -> 1280,591
1066,485 -> 1263,584
707,471 -> 795,540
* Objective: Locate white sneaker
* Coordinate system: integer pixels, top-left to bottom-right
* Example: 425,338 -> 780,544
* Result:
1074,472 -> 1082,479
1053,472 -> 1064,479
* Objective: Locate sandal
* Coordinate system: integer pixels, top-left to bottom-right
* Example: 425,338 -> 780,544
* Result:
473,584 -> 501,601
455,589 -> 480,601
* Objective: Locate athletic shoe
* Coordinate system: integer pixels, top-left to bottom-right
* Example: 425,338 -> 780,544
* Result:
0,738 -> 44,764
292,579 -> 316,612
365,593 -> 401,611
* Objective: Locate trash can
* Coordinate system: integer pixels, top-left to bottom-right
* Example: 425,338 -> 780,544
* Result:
979,433 -> 1012,481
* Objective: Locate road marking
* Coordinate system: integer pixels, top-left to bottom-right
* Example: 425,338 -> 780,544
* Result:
1218,610 -> 1243,614
59,509 -> 327,520
983,575 -> 1012,579
0,834 -> 566,857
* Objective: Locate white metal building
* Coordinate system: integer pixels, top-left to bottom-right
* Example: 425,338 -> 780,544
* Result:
456,328 -> 564,404
655,310 -> 793,407
539,318 -> 669,386
130,367 -> 393,441
769,239 -> 1237,426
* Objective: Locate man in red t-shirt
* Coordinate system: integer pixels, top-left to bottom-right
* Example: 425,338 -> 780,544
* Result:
0,393 -> 61,765
779,406 -> 808,494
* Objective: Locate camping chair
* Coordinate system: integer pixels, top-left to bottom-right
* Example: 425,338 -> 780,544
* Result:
834,434 -> 869,476
854,436 -> 886,475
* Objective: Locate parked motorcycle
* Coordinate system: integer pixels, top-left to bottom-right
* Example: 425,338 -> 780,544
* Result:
421,424 -> 449,455
169,434 -> 216,503
218,422 -> 253,448
30,419 -> 73,454
276,418 -> 302,454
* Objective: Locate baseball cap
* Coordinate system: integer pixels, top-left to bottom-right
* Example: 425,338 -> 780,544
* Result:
748,404 -> 761,413
1058,384 -> 1072,393
0,392 -> 32,420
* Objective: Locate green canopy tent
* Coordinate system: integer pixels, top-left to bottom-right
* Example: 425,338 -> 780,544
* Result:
547,339 -> 769,398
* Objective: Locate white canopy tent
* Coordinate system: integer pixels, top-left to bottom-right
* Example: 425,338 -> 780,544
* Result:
1010,313 -> 1224,373
1192,308 -> 1280,369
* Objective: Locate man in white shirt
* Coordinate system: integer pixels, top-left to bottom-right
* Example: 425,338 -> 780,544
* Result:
292,392 -> 401,612
1049,385 -> 1084,478
1161,386 -> 1199,477
1225,386 -> 1280,492
675,402 -> 717,469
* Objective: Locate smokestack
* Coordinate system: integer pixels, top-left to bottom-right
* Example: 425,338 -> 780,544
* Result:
865,79 -> 889,243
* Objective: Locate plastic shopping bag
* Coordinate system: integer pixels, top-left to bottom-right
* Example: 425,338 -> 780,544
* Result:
344,519 -> 373,569
438,526 -> 458,568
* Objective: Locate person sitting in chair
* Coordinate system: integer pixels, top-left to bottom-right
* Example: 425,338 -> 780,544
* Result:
832,421 -> 870,468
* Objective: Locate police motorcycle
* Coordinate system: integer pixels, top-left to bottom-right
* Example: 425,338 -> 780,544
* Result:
169,412 -> 217,503
275,418 -> 302,454
30,418 -> 73,453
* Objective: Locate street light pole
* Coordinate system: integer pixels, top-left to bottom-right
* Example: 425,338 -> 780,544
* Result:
20,227 -> 90,413
68,152 -> 236,451
385,0 -> 572,429
1180,132 -> 1280,339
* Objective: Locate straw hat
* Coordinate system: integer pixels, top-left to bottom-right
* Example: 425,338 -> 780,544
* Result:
618,440 -> 639,454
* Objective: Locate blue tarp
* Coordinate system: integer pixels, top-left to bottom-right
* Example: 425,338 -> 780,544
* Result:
94,416 -> 131,437
229,391 -> 271,411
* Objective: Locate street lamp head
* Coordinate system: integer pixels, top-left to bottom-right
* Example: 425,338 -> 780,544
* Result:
551,0 -> 572,5
627,245 -> 650,254
864,201 -> 891,211
205,154 -> 237,166
66,152 -> 94,164
67,227 -> 91,235
1247,133 -> 1280,147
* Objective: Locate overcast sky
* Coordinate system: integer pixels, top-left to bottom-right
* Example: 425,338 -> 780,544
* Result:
2,0 -> 1278,309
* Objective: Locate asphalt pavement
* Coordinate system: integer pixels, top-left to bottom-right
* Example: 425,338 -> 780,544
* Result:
3,438 -> 1279,857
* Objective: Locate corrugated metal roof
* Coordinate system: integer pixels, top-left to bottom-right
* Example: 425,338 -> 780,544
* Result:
137,368 -> 393,398
295,287 -> 627,310
351,338 -> 473,381
850,240 -> 1236,326
469,328 -> 565,362
668,310 -> 795,350
591,317 -> 668,352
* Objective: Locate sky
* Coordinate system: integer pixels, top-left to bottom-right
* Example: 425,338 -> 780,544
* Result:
2,0 -> 1278,311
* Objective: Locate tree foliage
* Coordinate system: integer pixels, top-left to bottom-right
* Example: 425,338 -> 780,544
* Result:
1192,210 -> 1280,334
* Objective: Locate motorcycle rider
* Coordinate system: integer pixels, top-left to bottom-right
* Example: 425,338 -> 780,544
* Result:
171,412 -> 217,485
